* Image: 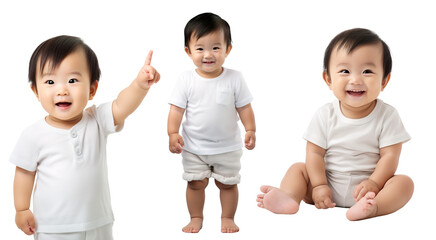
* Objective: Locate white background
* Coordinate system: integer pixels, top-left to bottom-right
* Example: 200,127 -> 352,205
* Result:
1,0 -> 435,239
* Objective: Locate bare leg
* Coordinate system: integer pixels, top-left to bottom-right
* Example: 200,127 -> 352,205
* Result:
215,180 -> 239,233
257,163 -> 312,214
183,178 -> 209,233
347,175 -> 414,221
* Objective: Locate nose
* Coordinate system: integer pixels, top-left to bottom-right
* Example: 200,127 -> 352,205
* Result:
57,84 -> 69,96
204,50 -> 213,58
349,73 -> 363,85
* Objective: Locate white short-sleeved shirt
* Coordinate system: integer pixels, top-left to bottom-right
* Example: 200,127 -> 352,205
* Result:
303,99 -> 410,173
10,102 -> 122,233
169,68 -> 253,155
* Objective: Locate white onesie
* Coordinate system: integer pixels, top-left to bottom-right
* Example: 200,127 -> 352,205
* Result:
303,99 -> 410,207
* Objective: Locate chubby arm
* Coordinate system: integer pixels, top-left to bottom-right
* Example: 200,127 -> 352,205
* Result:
354,143 -> 402,201
305,141 -> 336,209
14,167 -> 36,235
112,50 -> 160,126
236,103 -> 256,150
168,104 -> 185,154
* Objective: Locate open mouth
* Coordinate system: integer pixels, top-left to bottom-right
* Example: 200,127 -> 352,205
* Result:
56,102 -> 72,108
203,61 -> 215,64
346,90 -> 365,97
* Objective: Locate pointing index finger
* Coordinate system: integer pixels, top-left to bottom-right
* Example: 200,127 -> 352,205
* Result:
144,50 -> 153,65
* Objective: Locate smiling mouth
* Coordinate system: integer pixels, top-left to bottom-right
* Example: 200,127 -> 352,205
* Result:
56,102 -> 72,108
347,90 -> 366,97
203,61 -> 215,64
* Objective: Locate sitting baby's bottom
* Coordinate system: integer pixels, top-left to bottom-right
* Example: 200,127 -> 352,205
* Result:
326,170 -> 371,208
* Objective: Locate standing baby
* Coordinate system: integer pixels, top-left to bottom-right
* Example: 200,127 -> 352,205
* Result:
168,13 -> 256,233
11,35 -> 159,239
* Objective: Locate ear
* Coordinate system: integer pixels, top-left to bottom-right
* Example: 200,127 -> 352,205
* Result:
30,84 -> 40,100
225,44 -> 233,56
89,81 -> 99,100
322,71 -> 332,89
185,47 -> 191,56
381,73 -> 391,91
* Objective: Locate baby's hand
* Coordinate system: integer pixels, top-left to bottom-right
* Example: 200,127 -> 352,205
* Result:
169,133 -> 184,154
15,209 -> 36,235
135,50 -> 160,90
353,179 -> 380,202
312,185 -> 336,209
244,131 -> 256,150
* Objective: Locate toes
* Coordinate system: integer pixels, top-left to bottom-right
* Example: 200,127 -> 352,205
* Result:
260,185 -> 273,193
366,192 -> 376,199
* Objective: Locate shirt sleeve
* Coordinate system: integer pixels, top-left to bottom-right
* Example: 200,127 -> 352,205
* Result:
87,102 -> 123,135
169,74 -> 188,109
379,107 -> 411,148
9,128 -> 38,172
303,108 -> 328,149
234,73 -> 253,108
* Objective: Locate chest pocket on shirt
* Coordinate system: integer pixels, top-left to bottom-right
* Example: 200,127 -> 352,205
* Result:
216,88 -> 234,105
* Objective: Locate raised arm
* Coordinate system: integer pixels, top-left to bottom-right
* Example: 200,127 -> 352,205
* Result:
14,167 -> 36,235
112,50 -> 160,126
236,103 -> 256,150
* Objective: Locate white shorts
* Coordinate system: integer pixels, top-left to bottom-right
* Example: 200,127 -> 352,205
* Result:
34,223 -> 113,240
326,171 -> 371,208
182,150 -> 243,185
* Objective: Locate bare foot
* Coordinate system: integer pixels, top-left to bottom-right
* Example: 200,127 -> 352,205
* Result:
182,217 -> 203,233
346,192 -> 377,221
221,217 -> 239,233
256,185 -> 300,214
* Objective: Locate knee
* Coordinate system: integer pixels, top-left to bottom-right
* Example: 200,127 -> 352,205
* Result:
187,178 -> 209,191
288,162 -> 308,177
290,162 -> 306,172
387,175 -> 414,197
214,179 -> 237,190
396,175 -> 414,194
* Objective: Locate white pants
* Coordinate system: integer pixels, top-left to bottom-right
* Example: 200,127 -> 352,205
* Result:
182,150 -> 243,185
34,223 -> 113,240
326,170 -> 371,208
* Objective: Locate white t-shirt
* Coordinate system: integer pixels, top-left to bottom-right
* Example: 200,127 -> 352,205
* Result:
10,102 -> 121,233
303,99 -> 410,173
169,68 -> 253,155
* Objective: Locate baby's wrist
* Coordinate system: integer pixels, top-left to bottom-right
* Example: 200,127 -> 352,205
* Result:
16,208 -> 30,213
312,184 -> 328,190
367,178 -> 381,190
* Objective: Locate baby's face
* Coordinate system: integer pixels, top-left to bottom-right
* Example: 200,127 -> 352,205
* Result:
32,48 -> 97,129
185,30 -> 231,78
324,43 -> 389,118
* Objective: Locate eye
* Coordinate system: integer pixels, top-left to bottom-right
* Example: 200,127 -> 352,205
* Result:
45,80 -> 54,85
339,69 -> 349,74
196,48 -> 203,51
68,78 -> 78,83
363,69 -> 373,74
213,47 -> 220,50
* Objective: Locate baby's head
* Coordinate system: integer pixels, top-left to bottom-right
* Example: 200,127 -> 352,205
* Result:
184,12 -> 232,78
184,12 -> 232,50
28,36 -> 101,127
29,35 -> 100,90
322,28 -> 392,116
323,28 -> 392,80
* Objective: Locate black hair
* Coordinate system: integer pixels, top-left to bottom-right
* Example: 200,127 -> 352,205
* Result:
28,35 -> 100,90
323,28 -> 392,80
184,12 -> 232,49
